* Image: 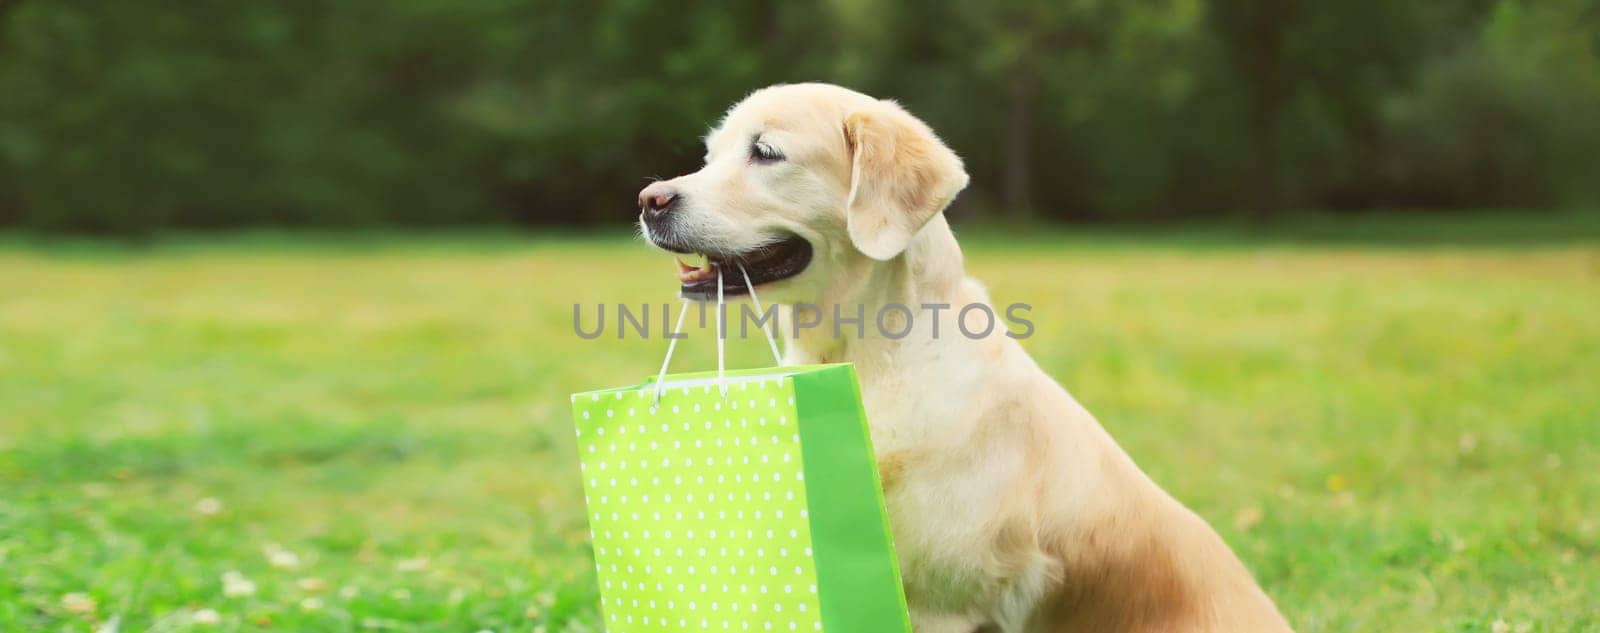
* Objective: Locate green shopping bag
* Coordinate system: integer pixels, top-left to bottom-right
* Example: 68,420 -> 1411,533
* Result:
570,297 -> 909,632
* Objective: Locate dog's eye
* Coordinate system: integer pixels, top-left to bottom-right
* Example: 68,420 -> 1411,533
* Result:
750,141 -> 784,164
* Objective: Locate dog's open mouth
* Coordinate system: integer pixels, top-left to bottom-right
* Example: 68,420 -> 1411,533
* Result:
674,235 -> 812,300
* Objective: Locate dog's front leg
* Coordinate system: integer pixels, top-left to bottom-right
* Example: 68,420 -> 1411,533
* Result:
990,554 -> 1060,633
910,609 -> 989,633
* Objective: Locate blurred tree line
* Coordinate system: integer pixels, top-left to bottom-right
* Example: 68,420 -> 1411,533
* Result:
0,0 -> 1596,232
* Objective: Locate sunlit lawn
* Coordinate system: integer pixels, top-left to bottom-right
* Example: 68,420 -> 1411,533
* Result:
1,217 -> 1597,632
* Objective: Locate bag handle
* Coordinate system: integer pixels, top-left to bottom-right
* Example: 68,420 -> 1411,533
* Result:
652,263 -> 783,406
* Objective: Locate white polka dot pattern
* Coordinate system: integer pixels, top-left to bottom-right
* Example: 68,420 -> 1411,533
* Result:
573,377 -> 823,633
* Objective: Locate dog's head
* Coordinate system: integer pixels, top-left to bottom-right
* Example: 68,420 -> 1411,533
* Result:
638,83 -> 969,301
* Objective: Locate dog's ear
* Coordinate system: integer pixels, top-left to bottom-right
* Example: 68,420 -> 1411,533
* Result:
843,100 -> 969,261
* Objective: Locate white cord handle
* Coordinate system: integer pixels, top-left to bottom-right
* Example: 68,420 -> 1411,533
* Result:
738,262 -> 784,366
650,262 -> 785,406
715,267 -> 726,397
652,299 -> 691,406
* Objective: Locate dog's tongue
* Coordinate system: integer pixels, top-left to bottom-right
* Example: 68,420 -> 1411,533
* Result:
676,256 -> 716,283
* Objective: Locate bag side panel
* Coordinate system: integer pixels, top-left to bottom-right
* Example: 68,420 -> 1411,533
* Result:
792,365 -> 912,632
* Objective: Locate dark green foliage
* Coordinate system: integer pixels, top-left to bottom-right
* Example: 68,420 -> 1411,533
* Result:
0,0 -> 1595,231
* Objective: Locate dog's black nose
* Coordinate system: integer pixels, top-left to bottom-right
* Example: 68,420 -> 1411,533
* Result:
638,183 -> 679,221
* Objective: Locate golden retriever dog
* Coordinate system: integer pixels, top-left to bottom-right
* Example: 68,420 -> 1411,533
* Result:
637,83 -> 1291,633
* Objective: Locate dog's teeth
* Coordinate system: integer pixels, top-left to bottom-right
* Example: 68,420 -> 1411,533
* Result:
674,256 -> 717,283
671,255 -> 722,284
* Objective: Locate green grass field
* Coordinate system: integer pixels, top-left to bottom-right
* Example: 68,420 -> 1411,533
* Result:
2,217 -> 1598,632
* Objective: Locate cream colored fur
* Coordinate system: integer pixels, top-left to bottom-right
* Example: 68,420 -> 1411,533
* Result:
641,83 -> 1292,633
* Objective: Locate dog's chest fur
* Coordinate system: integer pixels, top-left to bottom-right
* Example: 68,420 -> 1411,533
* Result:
793,314 -> 1041,618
